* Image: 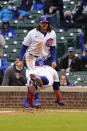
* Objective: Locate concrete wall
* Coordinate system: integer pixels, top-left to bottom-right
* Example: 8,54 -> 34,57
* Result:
0,86 -> 87,109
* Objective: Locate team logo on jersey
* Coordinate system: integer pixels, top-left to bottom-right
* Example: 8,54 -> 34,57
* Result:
46,38 -> 53,47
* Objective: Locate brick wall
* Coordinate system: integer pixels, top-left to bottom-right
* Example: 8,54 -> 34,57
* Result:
0,86 -> 87,109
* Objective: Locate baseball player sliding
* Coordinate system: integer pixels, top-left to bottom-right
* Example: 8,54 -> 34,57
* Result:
19,15 -> 57,108
22,57 -> 64,109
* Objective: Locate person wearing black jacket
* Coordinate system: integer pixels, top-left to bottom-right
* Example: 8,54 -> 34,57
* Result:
2,59 -> 27,86
72,0 -> 87,25
59,47 -> 81,72
43,0 -> 64,28
20,0 -> 33,11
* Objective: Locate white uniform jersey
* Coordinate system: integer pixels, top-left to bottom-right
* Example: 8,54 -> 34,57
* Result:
26,65 -> 59,86
23,28 -> 56,57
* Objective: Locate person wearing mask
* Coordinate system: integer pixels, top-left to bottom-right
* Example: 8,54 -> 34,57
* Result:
0,1 -> 28,21
2,59 -> 27,86
43,0 -> 64,28
1,21 -> 16,40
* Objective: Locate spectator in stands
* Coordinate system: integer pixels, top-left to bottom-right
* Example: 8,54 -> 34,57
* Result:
0,1 -> 28,21
72,0 -> 87,25
20,0 -> 33,11
63,0 -> 87,30
59,74 -> 72,86
79,32 -> 87,71
2,59 -> 27,86
43,0 -> 64,28
0,34 -> 8,85
1,21 -> 16,40
59,47 -> 81,72
31,0 -> 44,11
63,11 -> 79,31
13,7 -> 28,21
80,48 -> 87,71
79,32 -> 87,55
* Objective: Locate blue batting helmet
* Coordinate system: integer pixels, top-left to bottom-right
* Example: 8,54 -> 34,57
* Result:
35,57 -> 45,66
39,15 -> 49,23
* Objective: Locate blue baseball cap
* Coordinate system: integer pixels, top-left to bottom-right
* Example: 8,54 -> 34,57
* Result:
35,57 -> 45,66
39,15 -> 49,23
67,47 -> 75,52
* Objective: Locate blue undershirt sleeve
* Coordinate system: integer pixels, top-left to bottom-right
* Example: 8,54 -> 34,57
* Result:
50,46 -> 56,62
19,44 -> 28,61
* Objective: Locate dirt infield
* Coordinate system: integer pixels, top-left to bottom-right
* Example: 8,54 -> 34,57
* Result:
0,109 -> 87,115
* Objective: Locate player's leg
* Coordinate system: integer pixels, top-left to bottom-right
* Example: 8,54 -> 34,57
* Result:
25,54 -> 41,108
53,82 -> 64,106
30,74 -> 49,107
33,93 -> 41,108
26,53 -> 36,70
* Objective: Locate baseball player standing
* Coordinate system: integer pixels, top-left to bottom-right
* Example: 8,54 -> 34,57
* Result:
19,15 -> 57,69
19,15 -> 57,108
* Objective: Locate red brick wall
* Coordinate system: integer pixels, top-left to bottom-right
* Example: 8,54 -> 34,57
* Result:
0,86 -> 87,109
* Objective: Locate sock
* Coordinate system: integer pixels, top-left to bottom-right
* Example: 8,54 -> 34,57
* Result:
28,92 -> 34,106
56,95 -> 61,102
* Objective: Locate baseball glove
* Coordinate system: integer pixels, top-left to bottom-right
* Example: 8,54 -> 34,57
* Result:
29,80 -> 37,94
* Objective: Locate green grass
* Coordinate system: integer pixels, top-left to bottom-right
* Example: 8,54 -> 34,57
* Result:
0,113 -> 87,131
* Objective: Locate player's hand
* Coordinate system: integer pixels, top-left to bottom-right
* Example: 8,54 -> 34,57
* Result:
51,62 -> 57,69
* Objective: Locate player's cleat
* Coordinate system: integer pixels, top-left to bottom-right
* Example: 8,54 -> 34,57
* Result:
22,97 -> 32,109
33,98 -> 41,108
30,74 -> 43,87
26,106 -> 32,110
54,100 -> 64,106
